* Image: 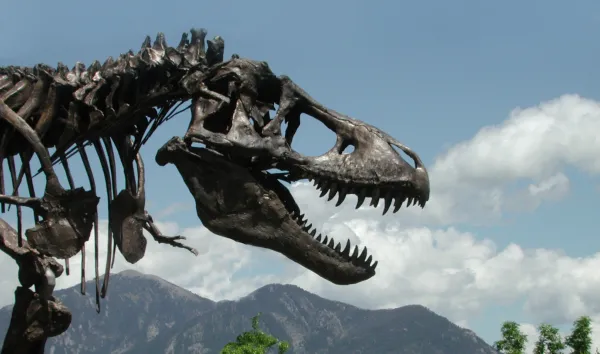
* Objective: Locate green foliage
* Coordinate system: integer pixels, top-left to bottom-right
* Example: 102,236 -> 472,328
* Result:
221,313 -> 290,354
494,321 -> 527,354
565,316 -> 592,354
497,316 -> 597,354
533,323 -> 565,354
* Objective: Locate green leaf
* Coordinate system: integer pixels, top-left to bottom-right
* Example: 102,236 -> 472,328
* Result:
220,313 -> 290,354
494,321 -> 527,354
565,316 -> 592,354
534,323 -> 565,354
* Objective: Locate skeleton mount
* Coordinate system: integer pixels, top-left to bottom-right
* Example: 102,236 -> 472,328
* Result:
0,28 -> 430,353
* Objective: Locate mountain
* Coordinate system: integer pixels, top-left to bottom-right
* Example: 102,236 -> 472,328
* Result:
0,270 -> 216,354
0,270 -> 498,354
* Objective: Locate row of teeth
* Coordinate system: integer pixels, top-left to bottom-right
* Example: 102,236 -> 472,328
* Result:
308,177 -> 425,215
290,212 -> 378,270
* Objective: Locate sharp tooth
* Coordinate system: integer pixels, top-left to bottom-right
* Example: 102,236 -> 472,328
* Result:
334,242 -> 341,252
308,176 -> 313,182
319,180 -> 331,197
406,197 -> 413,207
371,260 -> 378,270
358,247 -> 368,262
335,185 -> 348,207
319,187 -> 329,197
316,234 -> 322,242
370,188 -> 380,207
327,238 -> 335,248
382,191 -> 393,215
356,189 -> 367,209
412,198 -> 418,206
327,182 -> 338,201
323,236 -> 329,244
342,240 -> 351,256
310,229 -> 316,237
303,223 -> 312,230
351,245 -> 359,259
365,255 -> 373,267
393,197 -> 405,213
313,179 -> 319,186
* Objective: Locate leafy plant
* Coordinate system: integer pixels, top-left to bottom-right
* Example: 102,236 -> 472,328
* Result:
565,316 -> 592,354
494,321 -> 527,354
221,313 -> 290,354
533,323 -> 565,354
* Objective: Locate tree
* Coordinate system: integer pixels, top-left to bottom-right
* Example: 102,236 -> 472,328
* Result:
533,323 -> 565,354
221,313 -> 290,354
565,316 -> 593,354
494,321 -> 528,354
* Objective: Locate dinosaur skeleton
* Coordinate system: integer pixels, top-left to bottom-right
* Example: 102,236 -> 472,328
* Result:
0,28 -> 430,352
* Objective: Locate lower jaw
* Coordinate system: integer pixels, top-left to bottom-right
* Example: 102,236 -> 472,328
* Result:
280,249 -> 376,285
271,215 -> 377,285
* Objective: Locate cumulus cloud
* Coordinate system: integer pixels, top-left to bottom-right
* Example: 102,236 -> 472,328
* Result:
2,94 -> 600,354
504,172 -> 571,212
428,94 -> 600,224
281,197 -> 600,329
0,218 -> 288,306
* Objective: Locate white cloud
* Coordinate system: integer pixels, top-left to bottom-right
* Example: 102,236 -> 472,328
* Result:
281,201 -> 600,329
504,172 -> 571,212
2,94 -> 600,353
0,218 -> 285,306
428,94 -> 600,224
519,323 -> 538,354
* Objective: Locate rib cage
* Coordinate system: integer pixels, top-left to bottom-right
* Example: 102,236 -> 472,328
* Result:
0,28 -> 223,312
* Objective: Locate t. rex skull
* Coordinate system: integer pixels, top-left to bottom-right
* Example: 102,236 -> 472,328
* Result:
158,56 -> 430,285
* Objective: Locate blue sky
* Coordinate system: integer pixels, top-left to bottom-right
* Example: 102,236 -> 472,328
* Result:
2,0 -> 600,350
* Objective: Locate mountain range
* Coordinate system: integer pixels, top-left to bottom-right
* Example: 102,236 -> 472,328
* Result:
0,270 -> 498,353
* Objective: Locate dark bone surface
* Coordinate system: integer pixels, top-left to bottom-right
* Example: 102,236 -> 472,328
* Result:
0,219 -> 70,353
0,28 -> 430,353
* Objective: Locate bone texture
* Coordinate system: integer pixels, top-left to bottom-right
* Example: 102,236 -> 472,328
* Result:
0,28 -> 430,353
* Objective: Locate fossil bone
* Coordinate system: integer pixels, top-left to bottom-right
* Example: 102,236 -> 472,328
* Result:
0,28 -> 429,352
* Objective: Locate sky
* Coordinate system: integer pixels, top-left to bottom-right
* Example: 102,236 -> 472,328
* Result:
2,0 -> 600,351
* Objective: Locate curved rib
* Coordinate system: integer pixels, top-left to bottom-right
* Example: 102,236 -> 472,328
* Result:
0,99 -> 62,195
77,143 -> 100,313
60,154 -> 77,282
92,140 -> 114,299
6,157 -> 23,247
102,137 -> 119,270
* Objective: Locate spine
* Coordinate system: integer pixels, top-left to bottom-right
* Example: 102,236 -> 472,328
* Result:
0,28 -> 225,159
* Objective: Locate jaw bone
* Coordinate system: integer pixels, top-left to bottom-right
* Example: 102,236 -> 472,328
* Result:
156,137 -> 377,285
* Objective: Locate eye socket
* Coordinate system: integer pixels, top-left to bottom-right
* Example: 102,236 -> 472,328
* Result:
279,113 -> 338,157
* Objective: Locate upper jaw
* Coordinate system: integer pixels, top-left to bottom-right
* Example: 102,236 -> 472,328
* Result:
275,161 -> 430,214
268,137 -> 430,212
